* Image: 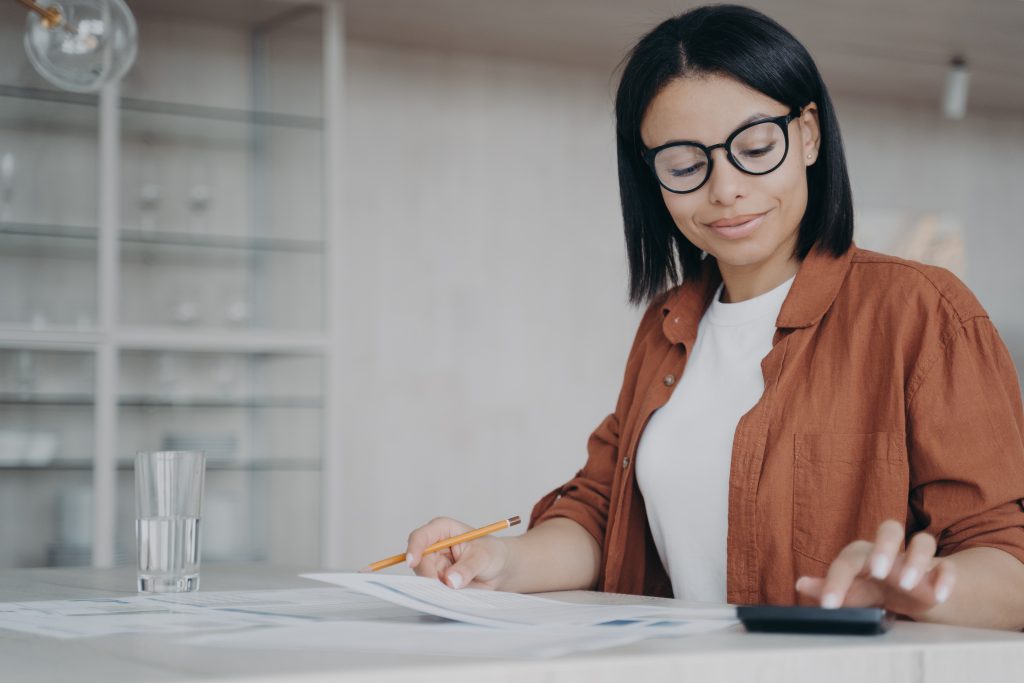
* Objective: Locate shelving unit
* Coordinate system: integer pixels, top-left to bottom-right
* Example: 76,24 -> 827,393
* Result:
0,1 -> 345,570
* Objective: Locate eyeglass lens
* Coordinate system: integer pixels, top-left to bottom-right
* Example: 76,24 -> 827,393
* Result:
652,120 -> 788,193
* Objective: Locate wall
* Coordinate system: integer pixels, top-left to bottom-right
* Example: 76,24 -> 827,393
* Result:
838,98 -> 1024,369
336,42 -> 638,566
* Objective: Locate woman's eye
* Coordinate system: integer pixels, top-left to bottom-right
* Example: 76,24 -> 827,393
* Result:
740,144 -> 775,158
669,162 -> 705,177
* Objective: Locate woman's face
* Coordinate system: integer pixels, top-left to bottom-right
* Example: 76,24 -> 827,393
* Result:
640,74 -> 820,276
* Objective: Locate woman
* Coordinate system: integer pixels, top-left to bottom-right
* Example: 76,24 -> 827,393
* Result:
404,4 -> 1024,630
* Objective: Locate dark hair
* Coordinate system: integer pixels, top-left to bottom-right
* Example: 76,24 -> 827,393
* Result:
616,4 -> 854,305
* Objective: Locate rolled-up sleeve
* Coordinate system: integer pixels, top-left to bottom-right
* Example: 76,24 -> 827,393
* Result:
907,315 -> 1024,564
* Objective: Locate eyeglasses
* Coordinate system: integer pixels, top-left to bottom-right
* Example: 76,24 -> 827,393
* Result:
642,108 -> 801,194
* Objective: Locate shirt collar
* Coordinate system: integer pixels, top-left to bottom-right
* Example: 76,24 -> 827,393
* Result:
660,244 -> 858,346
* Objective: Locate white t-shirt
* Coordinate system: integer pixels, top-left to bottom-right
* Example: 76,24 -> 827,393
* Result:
635,275 -> 795,602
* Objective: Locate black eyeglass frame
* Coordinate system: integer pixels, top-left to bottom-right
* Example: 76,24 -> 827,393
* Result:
642,107 -> 803,195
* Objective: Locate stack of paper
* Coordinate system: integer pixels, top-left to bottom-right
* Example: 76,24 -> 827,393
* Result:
0,588 -> 412,639
0,575 -> 738,659
301,572 -> 736,627
191,574 -> 738,658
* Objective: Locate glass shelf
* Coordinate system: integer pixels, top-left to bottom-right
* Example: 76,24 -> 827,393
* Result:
118,396 -> 321,409
120,228 -> 322,254
0,223 -> 319,254
0,394 -> 322,409
0,393 -> 94,406
0,84 -> 98,106
0,460 -> 93,471
119,98 -> 322,150
0,85 -> 98,132
121,96 -> 322,131
0,221 -> 98,241
0,459 -> 319,472
0,228 -> 97,266
0,85 -> 321,132
111,459 -> 320,471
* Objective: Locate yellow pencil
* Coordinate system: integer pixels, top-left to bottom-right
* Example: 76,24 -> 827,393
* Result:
364,516 -> 521,572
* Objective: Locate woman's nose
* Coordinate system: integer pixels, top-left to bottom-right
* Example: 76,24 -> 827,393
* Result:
705,148 -> 746,205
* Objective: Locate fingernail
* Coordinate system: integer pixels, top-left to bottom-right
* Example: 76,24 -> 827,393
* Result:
406,553 -> 414,567
935,583 -> 952,604
900,568 -> 920,591
795,577 -> 807,592
448,573 -> 463,590
870,555 -> 891,580
821,593 -> 841,609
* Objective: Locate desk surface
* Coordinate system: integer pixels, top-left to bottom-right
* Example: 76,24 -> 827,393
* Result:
2,564 -> 1023,683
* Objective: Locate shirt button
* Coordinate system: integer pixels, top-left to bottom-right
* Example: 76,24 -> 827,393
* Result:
663,374 -> 676,387
622,456 -> 631,470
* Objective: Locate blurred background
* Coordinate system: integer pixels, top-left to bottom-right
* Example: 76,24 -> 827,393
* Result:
0,0 -> 1022,572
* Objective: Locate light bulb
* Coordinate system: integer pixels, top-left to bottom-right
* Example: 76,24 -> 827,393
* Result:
23,0 -> 137,93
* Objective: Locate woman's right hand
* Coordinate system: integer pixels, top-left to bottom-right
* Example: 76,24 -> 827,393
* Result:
405,517 -> 513,590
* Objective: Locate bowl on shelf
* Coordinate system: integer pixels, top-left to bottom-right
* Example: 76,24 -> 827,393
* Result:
0,430 -> 58,466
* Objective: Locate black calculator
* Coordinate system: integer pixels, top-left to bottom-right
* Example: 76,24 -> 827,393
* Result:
737,605 -> 895,635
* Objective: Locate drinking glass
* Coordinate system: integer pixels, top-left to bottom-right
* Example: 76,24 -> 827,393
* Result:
134,450 -> 205,592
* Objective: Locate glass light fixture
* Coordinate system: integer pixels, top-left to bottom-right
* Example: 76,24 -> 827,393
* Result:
17,0 -> 137,93
942,56 -> 970,120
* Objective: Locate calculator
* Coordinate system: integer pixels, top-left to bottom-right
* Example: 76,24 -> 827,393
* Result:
737,605 -> 895,635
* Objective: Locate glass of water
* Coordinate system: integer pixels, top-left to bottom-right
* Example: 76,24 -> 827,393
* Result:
134,450 -> 205,592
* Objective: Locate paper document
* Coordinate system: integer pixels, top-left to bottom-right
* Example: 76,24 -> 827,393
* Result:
0,588 -> 416,639
147,587 -> 418,622
0,596 -> 273,639
0,582 -> 738,659
302,573 -> 737,628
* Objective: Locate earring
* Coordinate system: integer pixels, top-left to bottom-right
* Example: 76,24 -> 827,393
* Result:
806,154 -> 812,159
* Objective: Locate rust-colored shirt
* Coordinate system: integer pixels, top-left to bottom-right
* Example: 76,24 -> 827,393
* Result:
530,245 -> 1024,605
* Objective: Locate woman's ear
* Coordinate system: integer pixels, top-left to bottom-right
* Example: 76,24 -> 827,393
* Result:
799,102 -> 821,166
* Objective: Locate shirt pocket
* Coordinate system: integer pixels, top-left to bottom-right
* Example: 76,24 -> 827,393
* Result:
792,432 -> 909,565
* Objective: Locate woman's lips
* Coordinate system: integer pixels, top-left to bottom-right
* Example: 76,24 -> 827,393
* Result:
707,211 -> 768,240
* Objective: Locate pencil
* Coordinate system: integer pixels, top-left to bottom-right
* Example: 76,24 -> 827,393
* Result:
363,516 -> 522,572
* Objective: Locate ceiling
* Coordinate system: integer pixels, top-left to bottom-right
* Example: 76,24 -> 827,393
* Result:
126,0 -> 1024,116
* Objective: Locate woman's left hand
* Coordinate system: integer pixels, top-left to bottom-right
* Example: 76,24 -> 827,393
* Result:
794,519 -> 957,618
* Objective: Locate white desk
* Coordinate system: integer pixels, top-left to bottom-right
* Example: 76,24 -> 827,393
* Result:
2,564 -> 1023,682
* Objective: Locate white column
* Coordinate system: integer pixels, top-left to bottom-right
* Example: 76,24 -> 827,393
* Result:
321,0 -> 347,569
93,81 -> 121,568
